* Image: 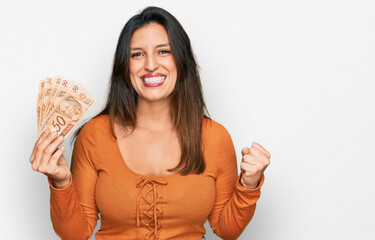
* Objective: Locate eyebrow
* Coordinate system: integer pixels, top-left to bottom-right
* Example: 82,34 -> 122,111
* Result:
130,43 -> 170,51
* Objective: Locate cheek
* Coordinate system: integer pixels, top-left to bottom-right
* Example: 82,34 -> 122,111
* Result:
168,61 -> 178,74
129,60 -> 144,76
128,61 -> 143,90
170,64 -> 178,85
129,76 -> 140,94
161,59 -> 178,80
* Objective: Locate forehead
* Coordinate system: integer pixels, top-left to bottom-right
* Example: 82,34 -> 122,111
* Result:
130,23 -> 170,47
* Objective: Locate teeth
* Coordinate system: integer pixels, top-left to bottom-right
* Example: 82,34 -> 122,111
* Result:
143,76 -> 166,83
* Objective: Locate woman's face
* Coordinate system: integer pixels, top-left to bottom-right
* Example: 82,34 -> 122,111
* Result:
129,23 -> 177,103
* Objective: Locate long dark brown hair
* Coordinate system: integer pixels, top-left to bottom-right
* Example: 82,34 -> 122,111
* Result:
74,6 -> 209,175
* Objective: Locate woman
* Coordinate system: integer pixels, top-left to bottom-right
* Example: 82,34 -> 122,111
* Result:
30,6 -> 270,240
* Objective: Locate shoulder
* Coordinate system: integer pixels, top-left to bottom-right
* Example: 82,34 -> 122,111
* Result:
84,114 -> 109,128
202,118 -> 237,172
202,117 -> 234,151
80,114 -> 109,131
77,114 -> 110,140
202,117 -> 232,141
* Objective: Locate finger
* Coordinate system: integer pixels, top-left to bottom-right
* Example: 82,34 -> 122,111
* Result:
241,147 -> 250,156
241,159 -> 267,174
252,142 -> 271,158
47,146 -> 65,174
42,135 -> 65,166
243,153 -> 269,167
32,130 -> 58,171
242,154 -> 257,165
30,129 -> 51,163
249,145 -> 269,161
240,162 -> 257,176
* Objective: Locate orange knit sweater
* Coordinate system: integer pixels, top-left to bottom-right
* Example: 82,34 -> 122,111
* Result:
49,115 -> 264,240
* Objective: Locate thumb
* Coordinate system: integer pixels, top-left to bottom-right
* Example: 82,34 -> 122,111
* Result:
241,147 -> 250,156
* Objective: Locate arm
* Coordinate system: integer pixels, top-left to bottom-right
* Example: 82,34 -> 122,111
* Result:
49,122 -> 99,240
208,126 -> 264,240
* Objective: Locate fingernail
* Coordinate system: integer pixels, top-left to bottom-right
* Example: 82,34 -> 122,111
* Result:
58,136 -> 64,141
51,131 -> 57,137
60,146 -> 65,150
44,129 -> 50,134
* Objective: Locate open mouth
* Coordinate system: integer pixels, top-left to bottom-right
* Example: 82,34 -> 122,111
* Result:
141,73 -> 166,87
142,75 -> 166,84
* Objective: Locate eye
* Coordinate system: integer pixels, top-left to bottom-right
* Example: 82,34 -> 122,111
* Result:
131,52 -> 143,58
158,49 -> 171,55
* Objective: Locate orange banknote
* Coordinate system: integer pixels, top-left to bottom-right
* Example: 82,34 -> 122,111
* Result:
37,76 -> 95,137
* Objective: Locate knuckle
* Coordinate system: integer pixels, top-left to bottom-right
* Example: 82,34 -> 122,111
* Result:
241,164 -> 250,172
240,162 -> 246,169
37,143 -> 47,153
31,164 -> 38,171
242,155 -> 249,162
44,168 -> 53,176
35,144 -> 43,152
43,148 -> 52,155
249,146 -> 257,155
260,156 -> 269,165
38,166 -> 46,173
265,158 -> 270,166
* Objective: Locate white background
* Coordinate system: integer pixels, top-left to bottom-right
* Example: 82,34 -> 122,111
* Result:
1,0 -> 374,239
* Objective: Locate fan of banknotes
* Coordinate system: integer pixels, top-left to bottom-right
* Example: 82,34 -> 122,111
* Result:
37,76 -> 95,137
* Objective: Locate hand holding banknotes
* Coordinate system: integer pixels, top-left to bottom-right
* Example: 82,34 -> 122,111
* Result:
30,76 -> 95,188
30,129 -> 71,189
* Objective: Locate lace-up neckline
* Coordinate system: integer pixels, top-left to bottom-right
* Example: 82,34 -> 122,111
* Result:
136,177 -> 168,240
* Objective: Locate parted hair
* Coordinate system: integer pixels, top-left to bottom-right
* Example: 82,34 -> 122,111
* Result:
74,6 -> 209,175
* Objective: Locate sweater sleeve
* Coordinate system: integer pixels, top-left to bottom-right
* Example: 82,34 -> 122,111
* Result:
49,121 -> 99,240
208,125 -> 264,240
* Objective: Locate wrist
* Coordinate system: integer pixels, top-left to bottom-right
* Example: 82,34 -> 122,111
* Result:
52,177 -> 71,189
240,175 -> 259,189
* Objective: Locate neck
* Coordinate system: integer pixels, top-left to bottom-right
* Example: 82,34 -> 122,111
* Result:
135,98 -> 174,131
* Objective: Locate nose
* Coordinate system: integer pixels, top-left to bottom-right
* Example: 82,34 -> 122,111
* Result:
144,55 -> 158,71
